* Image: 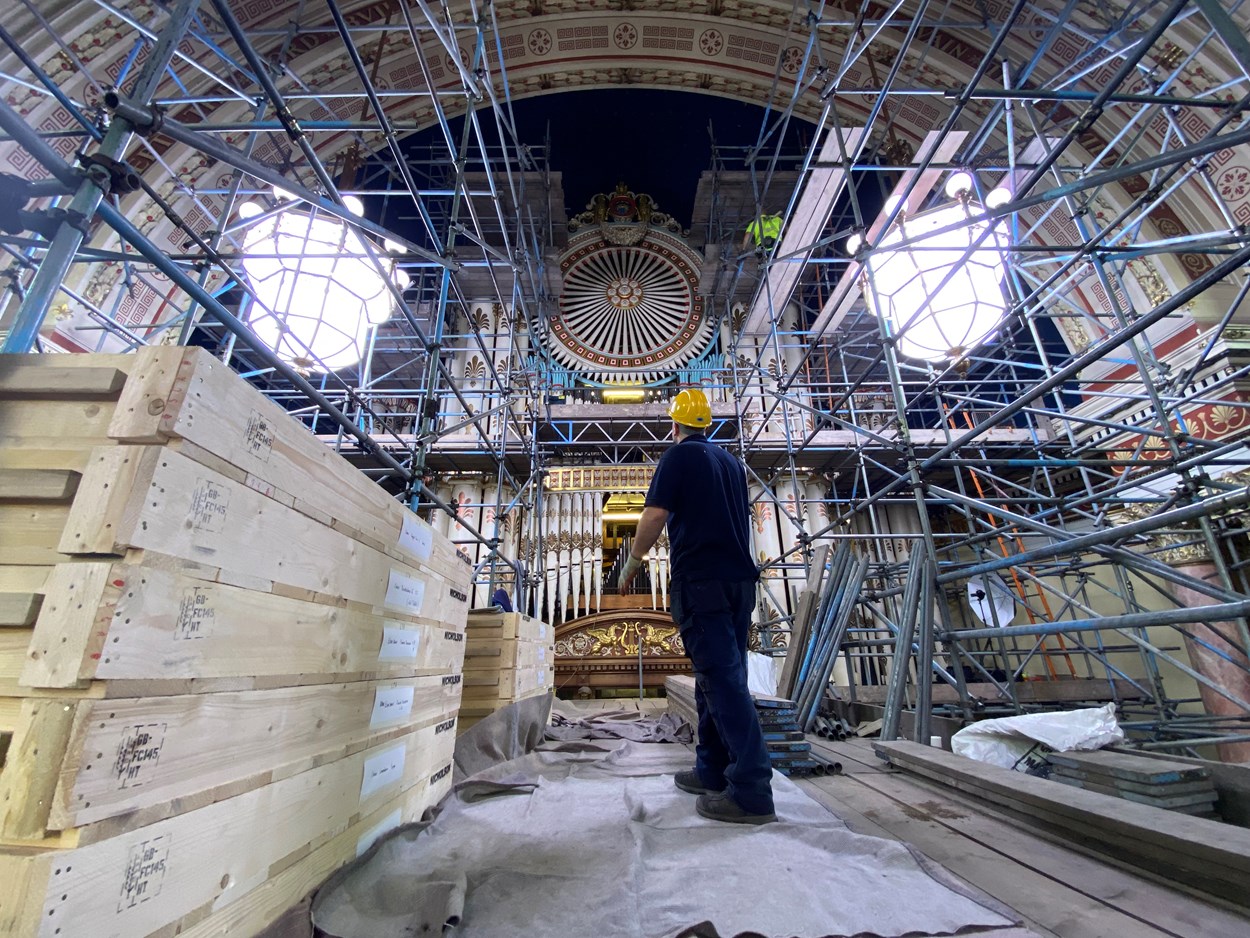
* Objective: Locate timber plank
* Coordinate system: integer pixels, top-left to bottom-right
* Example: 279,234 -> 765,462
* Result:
464,610 -> 551,642
462,665 -> 554,698
0,503 -> 73,566
464,637 -> 551,670
860,771 -> 1250,937
0,699 -> 76,840
18,563 -> 112,689
49,675 -> 462,831
1052,775 -> 1217,809
778,542 -> 827,699
112,347 -> 464,580
0,398 -> 119,452
0,594 -> 41,627
802,776 -> 1177,938
1,721 -> 455,938
0,697 -> 21,732
0,363 -> 126,398
1046,750 -> 1208,784
877,742 -> 1250,870
58,446 -> 470,625
839,679 -> 1146,705
877,742 -> 1250,905
176,773 -> 451,938
0,469 -> 80,501
1050,770 -> 1215,797
23,561 -> 467,690
0,629 -> 29,683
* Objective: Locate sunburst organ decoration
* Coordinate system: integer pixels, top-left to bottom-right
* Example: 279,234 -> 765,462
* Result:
552,211 -> 712,383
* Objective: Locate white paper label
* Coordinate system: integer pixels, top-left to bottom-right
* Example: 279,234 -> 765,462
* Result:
359,744 -> 406,801
538,645 -> 546,662
384,569 -> 425,614
370,685 -> 414,727
356,808 -> 403,857
398,514 -> 434,561
378,625 -> 421,661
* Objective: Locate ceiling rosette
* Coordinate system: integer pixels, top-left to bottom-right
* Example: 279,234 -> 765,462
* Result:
551,223 -> 712,384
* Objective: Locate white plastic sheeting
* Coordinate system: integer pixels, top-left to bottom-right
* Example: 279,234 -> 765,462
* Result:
951,703 -> 1126,771
747,651 -> 779,697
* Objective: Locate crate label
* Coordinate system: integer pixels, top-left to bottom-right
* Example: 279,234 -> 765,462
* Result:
356,808 -> 403,857
430,762 -> 452,784
384,569 -> 425,614
434,717 -> 456,734
188,478 -> 229,535
370,685 -> 414,727
174,587 -> 214,640
538,645 -> 546,662
244,410 -> 274,463
114,722 -> 167,787
118,834 -> 171,911
359,744 -> 406,801
378,624 -> 420,661
398,514 -> 434,561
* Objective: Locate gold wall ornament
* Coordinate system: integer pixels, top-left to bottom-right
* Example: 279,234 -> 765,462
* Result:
1114,503 -> 1214,567
556,620 -> 685,658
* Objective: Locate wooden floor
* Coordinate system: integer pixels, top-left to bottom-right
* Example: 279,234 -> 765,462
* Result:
796,738 -> 1250,938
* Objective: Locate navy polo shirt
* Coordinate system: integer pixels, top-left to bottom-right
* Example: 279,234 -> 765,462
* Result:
644,433 -> 757,583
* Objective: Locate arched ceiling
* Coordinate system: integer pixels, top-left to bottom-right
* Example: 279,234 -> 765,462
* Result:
2,0 -> 1249,362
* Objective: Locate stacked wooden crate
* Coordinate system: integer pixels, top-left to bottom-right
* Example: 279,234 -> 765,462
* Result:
0,348 -> 472,937
459,610 -> 554,732
1047,750 -> 1220,817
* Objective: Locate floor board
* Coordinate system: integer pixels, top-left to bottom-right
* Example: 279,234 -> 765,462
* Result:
797,739 -> 1250,938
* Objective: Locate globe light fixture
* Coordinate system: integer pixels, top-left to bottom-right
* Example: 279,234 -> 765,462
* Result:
236,195 -> 407,373
861,175 -> 1010,363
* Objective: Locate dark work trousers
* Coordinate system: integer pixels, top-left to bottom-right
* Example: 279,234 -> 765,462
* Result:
671,576 -> 774,814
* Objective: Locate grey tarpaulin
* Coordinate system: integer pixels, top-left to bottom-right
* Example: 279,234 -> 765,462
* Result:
545,699 -> 694,744
311,715 -> 1023,938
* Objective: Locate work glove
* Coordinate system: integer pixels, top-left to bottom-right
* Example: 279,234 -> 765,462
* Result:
617,553 -> 643,594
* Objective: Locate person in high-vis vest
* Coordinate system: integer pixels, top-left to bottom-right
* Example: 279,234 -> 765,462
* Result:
742,213 -> 782,252
618,388 -> 775,824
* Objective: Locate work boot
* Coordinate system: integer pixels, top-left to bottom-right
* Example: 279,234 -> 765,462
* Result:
673,770 -> 724,796
695,791 -> 776,825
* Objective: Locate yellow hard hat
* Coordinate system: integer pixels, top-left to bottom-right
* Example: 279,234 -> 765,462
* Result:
668,387 -> 712,428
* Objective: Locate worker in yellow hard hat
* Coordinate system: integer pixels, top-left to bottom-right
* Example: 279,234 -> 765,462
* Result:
618,386 -> 774,825
743,213 -> 782,253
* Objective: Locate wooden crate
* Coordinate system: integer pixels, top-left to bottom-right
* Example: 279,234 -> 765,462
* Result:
0,356 -> 136,473
176,769 -> 450,938
462,665 -> 555,700
0,675 -> 462,844
0,720 -> 456,938
0,348 -> 470,584
57,445 -> 469,623
464,610 -> 550,643
9,559 -> 466,693
107,347 -> 466,577
464,636 -> 551,671
457,682 -> 554,720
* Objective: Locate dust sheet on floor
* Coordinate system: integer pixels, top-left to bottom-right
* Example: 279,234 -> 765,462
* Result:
311,721 -> 1020,938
